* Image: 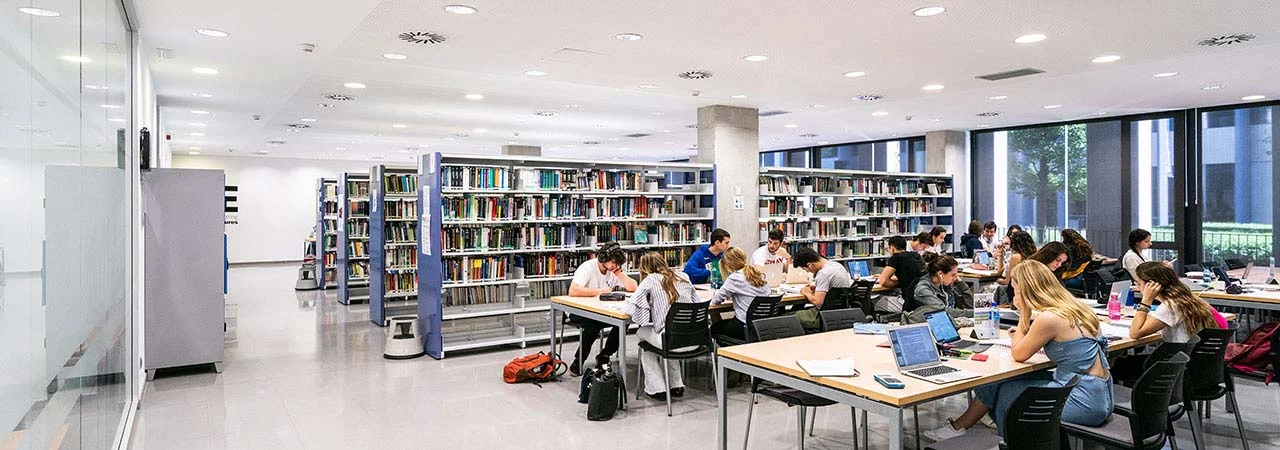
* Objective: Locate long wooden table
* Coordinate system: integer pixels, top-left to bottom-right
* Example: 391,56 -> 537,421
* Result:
1194,268 -> 1280,311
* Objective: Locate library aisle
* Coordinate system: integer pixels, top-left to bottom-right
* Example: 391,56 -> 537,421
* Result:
127,264 -> 1280,450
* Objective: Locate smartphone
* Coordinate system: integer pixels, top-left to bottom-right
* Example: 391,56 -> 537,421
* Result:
874,374 -> 905,389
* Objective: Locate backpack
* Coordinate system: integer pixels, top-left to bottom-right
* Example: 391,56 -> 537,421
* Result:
578,364 -> 622,421
503,352 -> 566,384
1225,322 -> 1279,377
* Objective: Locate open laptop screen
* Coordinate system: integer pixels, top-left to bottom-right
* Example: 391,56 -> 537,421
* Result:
889,324 -> 940,369
923,310 -> 961,344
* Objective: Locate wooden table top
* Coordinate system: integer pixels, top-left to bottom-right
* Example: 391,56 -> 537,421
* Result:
959,269 -> 1001,281
550,282 -> 891,318
1192,268 -> 1280,304
717,327 -> 1160,407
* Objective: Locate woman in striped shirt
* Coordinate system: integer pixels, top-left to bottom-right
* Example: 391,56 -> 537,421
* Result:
625,251 -> 701,400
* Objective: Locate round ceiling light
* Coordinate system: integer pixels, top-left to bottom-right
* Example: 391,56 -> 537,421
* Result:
730,94 -> 748,99
1242,95 -> 1266,101
61,55 -> 91,63
871,111 -> 889,116
465,94 -> 484,100
196,28 -> 229,38
299,118 -> 317,122
638,83 -> 659,89
1014,33 -> 1047,44
1043,104 -> 1063,109
922,84 -> 945,91
783,124 -> 799,128
988,95 -> 1008,100
614,33 -> 643,41
190,110 -> 209,115
524,70 -> 547,76
344,82 -> 366,89
743,55 -> 769,62
912,6 -> 946,17
18,7 -> 60,16
443,4 -> 477,14
382,53 -> 407,60
1091,54 -> 1121,63
843,71 -> 867,78
1153,72 -> 1179,78
192,67 -> 219,75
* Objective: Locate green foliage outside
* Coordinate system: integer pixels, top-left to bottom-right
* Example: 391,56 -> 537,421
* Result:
1153,222 -> 1274,263
1006,124 -> 1088,227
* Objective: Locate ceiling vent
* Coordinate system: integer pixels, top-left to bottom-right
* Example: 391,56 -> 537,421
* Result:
975,111 -> 1001,117
582,141 -> 601,145
1198,33 -> 1255,46
266,139 -> 287,145
253,150 -> 269,155
453,133 -> 469,138
799,133 -> 818,137
854,94 -> 884,102
758,110 -> 790,117
154,48 -> 174,59
678,70 -> 713,80
976,68 -> 1044,81
286,123 -> 311,129
623,133 -> 650,138
534,111 -> 557,117
323,93 -> 356,102
399,31 -> 448,45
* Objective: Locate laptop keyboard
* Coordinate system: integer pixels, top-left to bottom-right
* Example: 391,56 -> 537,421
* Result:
909,365 -> 959,377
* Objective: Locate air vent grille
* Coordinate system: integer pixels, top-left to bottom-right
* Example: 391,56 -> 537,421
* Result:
399,31 -> 448,45
975,112 -> 1001,117
286,123 -> 311,129
533,111 -> 557,117
976,68 -> 1045,81
582,141 -> 601,145
623,133 -> 650,138
323,93 -> 356,101
799,133 -> 818,138
1199,34 -> 1255,46
678,70 -> 713,80
853,94 -> 884,102
266,140 -> 287,145
758,110 -> 790,117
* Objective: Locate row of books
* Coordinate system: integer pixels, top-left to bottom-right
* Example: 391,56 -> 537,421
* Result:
386,247 -> 418,268
385,223 -> 417,242
384,174 -> 418,194
785,240 -> 885,259
764,217 -> 924,239
443,226 -> 521,252
530,279 -> 572,301
322,234 -> 337,250
441,195 -> 704,221
759,176 -> 798,194
589,197 -> 651,219
442,196 -> 519,221
347,221 -> 369,236
324,270 -> 337,284
385,272 -> 417,293
347,261 -> 370,278
808,177 -> 850,193
644,247 -> 695,268
348,201 -> 370,216
323,218 -> 339,232
444,256 -> 509,283
643,222 -> 708,243
384,199 -> 418,218
349,241 -> 369,257
442,165 -> 513,190
851,179 -> 949,195
443,284 -> 514,307
761,198 -> 805,216
346,180 -> 370,197
850,198 -> 937,215
323,252 -> 337,265
323,183 -> 338,198
323,202 -> 339,214
514,253 -> 591,279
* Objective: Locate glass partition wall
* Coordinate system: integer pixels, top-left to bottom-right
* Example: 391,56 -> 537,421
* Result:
2,1 -> 137,449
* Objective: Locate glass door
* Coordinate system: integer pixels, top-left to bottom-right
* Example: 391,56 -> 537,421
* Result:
1129,115 -> 1182,262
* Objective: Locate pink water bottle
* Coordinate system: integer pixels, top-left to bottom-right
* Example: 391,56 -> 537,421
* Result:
1107,294 -> 1122,321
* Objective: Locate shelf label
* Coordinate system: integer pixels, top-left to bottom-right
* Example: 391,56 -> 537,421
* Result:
421,214 -> 432,256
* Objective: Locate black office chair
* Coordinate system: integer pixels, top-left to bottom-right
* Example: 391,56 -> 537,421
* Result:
819,308 -> 866,332
850,279 -> 877,319
927,377 -> 1079,450
1223,258 -> 1248,270
712,295 -> 781,347
634,301 -> 714,416
1063,353 -> 1191,450
1113,338 -> 1199,450
743,315 -> 860,450
823,286 -> 856,311
1182,324 -> 1247,450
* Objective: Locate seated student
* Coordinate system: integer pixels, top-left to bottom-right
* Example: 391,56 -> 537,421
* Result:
979,221 -> 999,252
1122,228 -> 1171,282
1112,261 -> 1228,384
928,226 -> 949,254
1060,229 -> 1095,288
567,242 -> 638,375
906,253 -> 974,323
958,220 -> 986,259
790,247 -> 853,330
880,236 -> 925,291
709,247 -> 773,342
683,228 -> 731,285
1028,241 -> 1070,272
624,251 -> 701,400
911,231 -> 936,253
925,261 -> 1114,441
751,228 -> 791,267
993,231 -> 1036,285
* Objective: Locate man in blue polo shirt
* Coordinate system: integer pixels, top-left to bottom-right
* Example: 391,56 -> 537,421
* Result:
683,228 -> 731,285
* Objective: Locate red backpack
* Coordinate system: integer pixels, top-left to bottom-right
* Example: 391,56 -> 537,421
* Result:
503,352 -> 566,384
1225,322 -> 1279,380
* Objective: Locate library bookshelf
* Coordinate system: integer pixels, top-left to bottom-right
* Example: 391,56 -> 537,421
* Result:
316,178 -> 339,289
417,153 -> 715,358
369,165 -> 420,326
337,172 -> 371,305
757,167 -> 954,265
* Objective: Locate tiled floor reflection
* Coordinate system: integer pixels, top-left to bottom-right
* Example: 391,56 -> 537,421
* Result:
129,265 -> 1280,450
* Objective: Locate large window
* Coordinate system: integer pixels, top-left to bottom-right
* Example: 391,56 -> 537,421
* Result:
763,137 -> 925,171
1132,117 -> 1180,261
1199,106 -> 1277,264
760,149 -> 809,168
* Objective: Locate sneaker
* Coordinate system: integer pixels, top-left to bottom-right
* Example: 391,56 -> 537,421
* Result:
569,359 -> 582,377
671,387 -> 685,398
922,420 -> 967,443
646,391 -> 667,401
978,415 -> 996,430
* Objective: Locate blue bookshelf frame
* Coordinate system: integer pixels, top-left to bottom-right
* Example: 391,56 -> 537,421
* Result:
316,178 -> 338,289
370,165 -> 420,326
418,153 -> 444,358
337,172 -> 370,305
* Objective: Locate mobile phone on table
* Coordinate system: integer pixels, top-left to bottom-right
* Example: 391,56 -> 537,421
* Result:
874,374 -> 905,389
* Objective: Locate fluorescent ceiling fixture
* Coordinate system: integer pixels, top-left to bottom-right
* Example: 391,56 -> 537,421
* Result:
196,28 -> 229,38
650,112 -> 664,115
99,104 -> 121,109
18,7 -> 60,16
922,84 -> 945,91
1091,54 -> 1121,63
382,53 -> 407,60
1152,72 -> 1179,78
192,93 -> 212,98
989,95 -> 1009,100
1202,85 -> 1224,90
607,138 -> 620,141
84,84 -> 107,90
1242,95 -> 1266,101
657,129 -> 671,133
614,33 -> 643,41
871,111 -> 889,116
190,132 -> 205,136
299,118 -> 317,122
638,84 -> 659,89
465,94 -> 484,100
189,122 -> 207,127
842,71 -> 867,78
190,110 -> 209,115
344,82 -> 366,89
1014,33 -> 1047,44
564,104 -> 582,108
61,55 -> 91,63
187,151 -> 201,155
336,147 -> 347,150
523,70 -> 547,76
1043,104 -> 1063,109
743,55 -> 769,62
912,6 -> 946,17
783,124 -> 799,128
192,67 -> 219,75
730,94 -> 748,99
473,128 -> 487,133
443,4 -> 477,14
392,123 -> 407,128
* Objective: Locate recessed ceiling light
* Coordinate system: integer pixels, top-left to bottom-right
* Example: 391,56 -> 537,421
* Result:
195,28 -> 229,38
1202,85 -> 1224,90
743,55 -> 769,62
1095,111 -> 1109,116
344,82 -> 366,89
607,138 -> 620,141
299,118 -> 317,122
61,55 -> 91,63
663,141 -> 675,145
1153,72 -> 1179,78
187,151 -> 201,155
638,84 -> 659,89
193,93 -> 212,98
730,94 -> 748,99
988,95 -> 1008,100
650,112 -> 664,115
817,141 -> 829,145
805,104 -> 824,109
84,84 -> 107,90
382,53 -> 407,60
783,124 -> 799,128
871,111 -> 889,116
392,123 -> 407,128
188,146 -> 202,150
564,104 -> 582,108
1043,104 -> 1063,109
99,104 -> 121,109
192,67 -> 219,75
190,132 -> 205,137
620,147 -> 631,151
189,122 -> 207,127
912,6 -> 946,17
524,70 -> 547,76
336,147 -> 347,150
473,128 -> 487,133
1014,33 -> 1046,44
1242,95 -> 1266,101
922,84 -> 945,91
657,129 -> 671,133
18,7 -> 61,17
843,71 -> 867,78
190,110 -> 209,115
1091,54 -> 1121,63
443,4 -> 477,14
614,33 -> 643,41
465,94 -> 484,100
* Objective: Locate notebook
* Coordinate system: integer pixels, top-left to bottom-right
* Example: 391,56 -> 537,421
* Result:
796,358 -> 859,377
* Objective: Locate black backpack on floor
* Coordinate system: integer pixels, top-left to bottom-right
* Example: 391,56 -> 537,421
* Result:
578,363 -> 621,421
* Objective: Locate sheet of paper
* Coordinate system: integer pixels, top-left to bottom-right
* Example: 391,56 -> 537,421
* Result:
977,338 -> 1012,346
796,358 -> 859,377
1100,324 -> 1131,338
853,323 -> 889,335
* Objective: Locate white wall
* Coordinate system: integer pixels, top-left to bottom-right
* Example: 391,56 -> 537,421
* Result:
171,154 -> 377,263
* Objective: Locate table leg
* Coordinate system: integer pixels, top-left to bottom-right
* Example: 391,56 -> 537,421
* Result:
717,356 -> 728,450
619,321 -> 629,410
548,307 -> 558,357
889,408 -> 903,450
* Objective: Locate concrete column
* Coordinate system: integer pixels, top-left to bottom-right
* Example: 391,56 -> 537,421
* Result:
501,145 -> 541,156
926,130 -> 969,236
696,105 -> 759,250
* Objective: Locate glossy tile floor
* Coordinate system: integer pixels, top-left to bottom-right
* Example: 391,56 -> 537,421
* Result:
128,265 -> 1280,450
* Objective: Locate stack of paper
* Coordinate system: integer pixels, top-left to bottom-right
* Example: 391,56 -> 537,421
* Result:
797,358 -> 859,377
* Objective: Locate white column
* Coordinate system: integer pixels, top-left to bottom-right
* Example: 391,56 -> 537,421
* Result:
926,130 -> 970,230
696,105 -> 759,249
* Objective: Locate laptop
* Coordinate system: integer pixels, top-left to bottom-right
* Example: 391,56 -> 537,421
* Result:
763,262 -> 786,288
887,323 -> 981,384
849,260 -> 871,278
1242,262 -> 1254,281
923,310 -> 991,352
975,251 -> 991,267
1212,266 -> 1239,284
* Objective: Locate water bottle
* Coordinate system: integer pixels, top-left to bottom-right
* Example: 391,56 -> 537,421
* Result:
1202,269 -> 1212,285
1107,293 -> 1122,321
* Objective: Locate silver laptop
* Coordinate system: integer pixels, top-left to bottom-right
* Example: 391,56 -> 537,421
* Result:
763,262 -> 785,288
887,323 -> 981,384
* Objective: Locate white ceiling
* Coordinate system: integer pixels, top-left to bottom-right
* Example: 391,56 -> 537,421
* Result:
137,0 -> 1280,162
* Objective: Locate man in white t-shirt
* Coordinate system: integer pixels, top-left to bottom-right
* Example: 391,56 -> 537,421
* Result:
752,228 -> 791,267
566,242 -> 637,376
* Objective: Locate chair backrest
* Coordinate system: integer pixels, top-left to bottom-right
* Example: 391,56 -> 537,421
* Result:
819,308 -> 866,332
751,315 -> 805,342
1142,337 -> 1198,406
1130,352 -> 1190,449
1183,263 -> 1204,273
661,302 -> 712,350
743,295 -> 782,343
822,286 -> 854,311
1002,376 -> 1079,450
1224,258 -> 1248,270
1184,324 -> 1237,398
850,279 -> 876,317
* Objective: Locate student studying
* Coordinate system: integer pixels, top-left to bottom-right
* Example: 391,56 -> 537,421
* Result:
790,247 -> 853,330
566,242 -> 638,376
624,252 -> 701,401
708,247 -> 772,342
683,228 -> 731,286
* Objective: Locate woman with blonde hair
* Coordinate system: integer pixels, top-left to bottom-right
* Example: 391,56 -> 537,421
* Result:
625,252 -> 700,400
710,247 -> 772,342
925,260 -> 1113,441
